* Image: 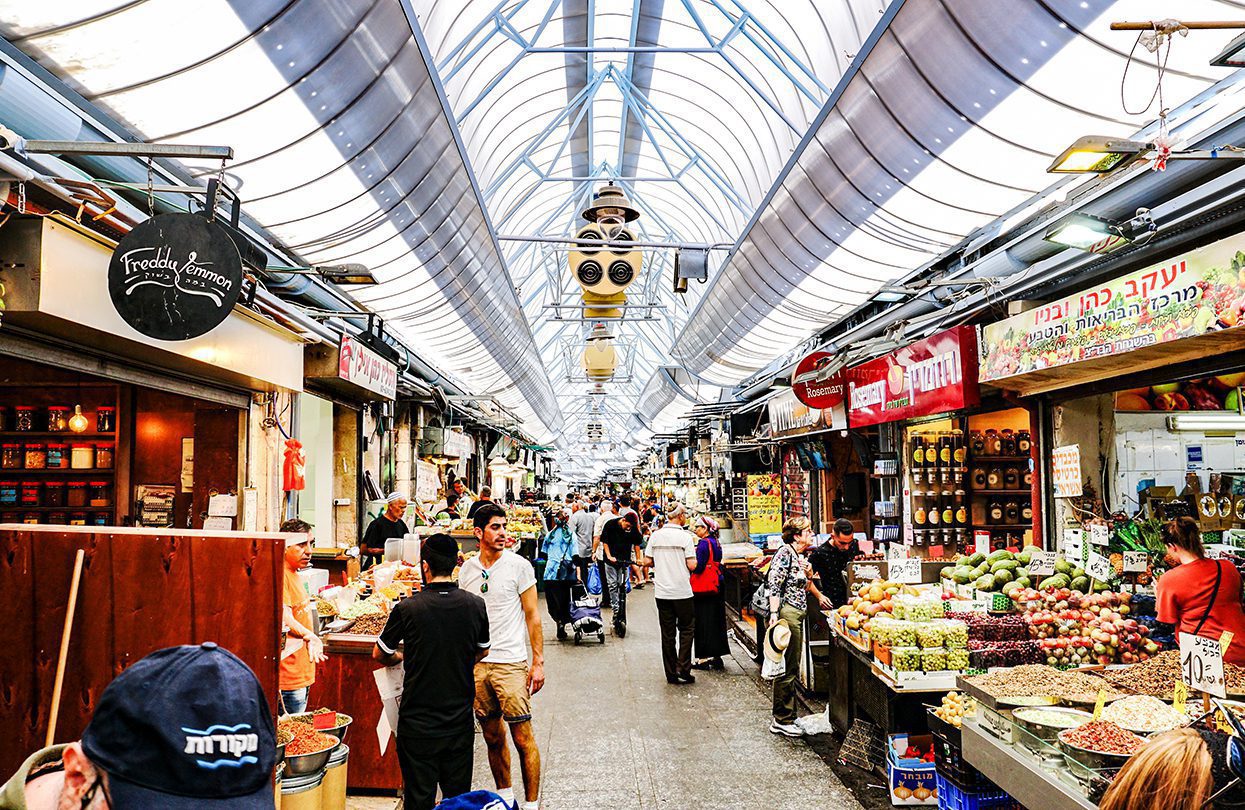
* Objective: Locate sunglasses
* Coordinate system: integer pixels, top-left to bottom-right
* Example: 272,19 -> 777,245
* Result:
480,569 -> 489,594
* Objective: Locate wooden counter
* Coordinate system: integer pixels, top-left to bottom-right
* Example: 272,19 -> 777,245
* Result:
317,633 -> 402,793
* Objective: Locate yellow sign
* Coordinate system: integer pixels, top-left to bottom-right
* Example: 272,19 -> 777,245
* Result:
1173,680 -> 1188,715
1222,630 -> 1235,657
746,473 -> 782,540
1092,688 -> 1106,721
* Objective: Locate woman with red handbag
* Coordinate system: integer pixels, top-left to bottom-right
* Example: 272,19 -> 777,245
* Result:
690,515 -> 730,670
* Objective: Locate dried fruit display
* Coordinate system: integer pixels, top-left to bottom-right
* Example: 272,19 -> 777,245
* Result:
1058,721 -> 1145,756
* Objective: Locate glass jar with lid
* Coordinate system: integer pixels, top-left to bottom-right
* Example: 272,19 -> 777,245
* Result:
66,482 -> 88,508
96,407 -> 115,433
20,482 -> 40,507
90,512 -> 109,526
986,465 -> 1003,490
46,443 -> 68,469
23,443 -> 47,470
0,481 -> 17,505
88,481 -> 112,508
1016,430 -> 1032,455
44,481 -> 66,507
14,406 -> 33,432
70,444 -> 94,470
46,406 -> 69,432
1,444 -> 20,470
94,443 -> 114,469
69,512 -> 87,526
46,512 -> 67,525
1003,467 -> 1019,489
1001,429 -> 1017,456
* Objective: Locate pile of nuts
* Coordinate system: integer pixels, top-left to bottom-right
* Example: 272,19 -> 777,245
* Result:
1102,650 -> 1245,699
348,614 -> 389,635
1058,721 -> 1145,755
965,665 -> 1124,701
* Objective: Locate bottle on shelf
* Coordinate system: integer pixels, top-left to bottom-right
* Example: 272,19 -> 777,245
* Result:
988,499 -> 1004,525
953,488 -> 967,527
938,433 -> 953,469
1017,430 -> 1031,455
986,464 -> 1003,490
910,434 -> 925,472
1001,429 -> 1017,456
940,487 -> 954,527
1003,467 -> 1019,489
984,429 -> 1001,456
1004,500 -> 1020,525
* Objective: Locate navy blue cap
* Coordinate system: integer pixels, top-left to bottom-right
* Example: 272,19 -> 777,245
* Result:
81,643 -> 276,808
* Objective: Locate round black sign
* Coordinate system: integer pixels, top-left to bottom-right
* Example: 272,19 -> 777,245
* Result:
108,213 -> 244,341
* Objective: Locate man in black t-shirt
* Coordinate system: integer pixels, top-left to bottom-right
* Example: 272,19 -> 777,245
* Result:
374,534 -> 490,810
599,512 -> 642,636
361,492 -> 409,569
808,518 -> 861,609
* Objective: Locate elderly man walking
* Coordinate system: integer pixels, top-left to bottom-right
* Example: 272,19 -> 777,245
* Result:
644,504 -> 699,684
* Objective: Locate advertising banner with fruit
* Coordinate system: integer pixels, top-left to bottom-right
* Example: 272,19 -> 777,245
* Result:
846,326 -> 981,427
1114,375 -> 1245,411
981,236 -> 1245,382
746,473 -> 781,540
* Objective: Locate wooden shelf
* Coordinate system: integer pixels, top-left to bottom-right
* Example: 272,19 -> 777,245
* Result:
1,506 -> 115,513
0,468 -> 116,475
970,455 -> 1031,462
0,432 -> 116,440
971,489 -> 1032,496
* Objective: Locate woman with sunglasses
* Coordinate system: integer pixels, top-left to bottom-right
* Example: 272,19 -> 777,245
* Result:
1156,516 -> 1245,665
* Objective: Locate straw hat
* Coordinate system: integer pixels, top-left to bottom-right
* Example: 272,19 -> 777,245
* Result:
764,621 -> 792,664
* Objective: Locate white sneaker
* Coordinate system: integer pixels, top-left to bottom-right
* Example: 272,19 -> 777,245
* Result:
769,719 -> 805,737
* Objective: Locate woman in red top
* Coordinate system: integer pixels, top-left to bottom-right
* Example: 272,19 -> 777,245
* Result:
1156,516 -> 1245,665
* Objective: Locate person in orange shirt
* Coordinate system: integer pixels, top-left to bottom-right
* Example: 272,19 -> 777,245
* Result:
280,518 -> 326,714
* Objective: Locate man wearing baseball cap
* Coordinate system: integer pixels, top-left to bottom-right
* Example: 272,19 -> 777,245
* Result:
1,642 -> 277,809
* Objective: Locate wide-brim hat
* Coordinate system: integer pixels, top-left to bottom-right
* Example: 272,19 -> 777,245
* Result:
763,621 -> 792,664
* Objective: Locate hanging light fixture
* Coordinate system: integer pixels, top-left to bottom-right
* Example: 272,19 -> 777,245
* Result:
68,405 -> 90,433
581,323 -> 618,381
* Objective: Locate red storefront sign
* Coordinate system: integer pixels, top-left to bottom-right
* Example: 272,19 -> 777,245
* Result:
792,350 -> 846,410
846,326 -> 981,427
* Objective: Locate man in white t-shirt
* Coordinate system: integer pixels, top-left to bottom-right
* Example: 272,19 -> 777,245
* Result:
643,503 -> 698,684
458,503 -> 544,810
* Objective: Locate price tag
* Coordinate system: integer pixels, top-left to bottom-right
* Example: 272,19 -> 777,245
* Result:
1180,631 -> 1228,699
1086,551 -> 1113,582
1222,631 -> 1235,658
1090,523 -> 1109,546
313,711 -> 336,730
890,558 -> 922,584
888,543 -> 908,561
1063,529 -> 1084,561
1123,551 -> 1148,573
1092,688 -> 1106,721
974,531 -> 991,556
1173,679 -> 1188,715
1029,551 -> 1058,577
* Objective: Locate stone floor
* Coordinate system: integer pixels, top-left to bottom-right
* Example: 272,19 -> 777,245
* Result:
346,587 -> 864,809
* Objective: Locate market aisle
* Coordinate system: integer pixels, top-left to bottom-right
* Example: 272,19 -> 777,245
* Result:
348,588 -> 860,809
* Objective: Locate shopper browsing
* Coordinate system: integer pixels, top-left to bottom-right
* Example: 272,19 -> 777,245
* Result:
540,509 -> 578,640
373,534 -> 491,810
1156,516 -> 1245,664
362,491 -> 410,569
458,503 -> 545,810
280,518 -> 326,715
0,643 -> 276,809
644,503 -> 698,684
808,518 -> 862,609
467,486 -> 494,520
767,517 -> 833,737
597,511 -> 642,637
690,515 -> 730,671
567,499 -> 596,584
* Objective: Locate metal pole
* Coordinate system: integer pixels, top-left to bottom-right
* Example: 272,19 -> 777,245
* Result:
17,140 -> 234,159
499,234 -> 732,250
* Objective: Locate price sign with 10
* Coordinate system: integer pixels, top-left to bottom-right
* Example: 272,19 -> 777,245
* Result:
1180,631 -> 1227,699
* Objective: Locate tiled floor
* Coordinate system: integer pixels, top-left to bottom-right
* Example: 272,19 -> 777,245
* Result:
345,588 -> 860,809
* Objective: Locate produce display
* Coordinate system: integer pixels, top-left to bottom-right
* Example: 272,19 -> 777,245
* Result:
1100,695 -> 1186,733
1101,650 -> 1245,699
348,614 -> 388,635
316,596 -> 337,617
507,506 -> 545,536
964,665 -> 1125,702
1012,708 -> 1090,730
837,579 -> 915,632
338,594 -> 388,620
1058,721 -> 1145,756
1020,591 -> 1156,666
290,709 -> 351,727
277,728 -> 293,746
277,718 -> 338,756
966,639 -> 1043,669
941,548 -> 1040,594
933,691 -> 976,728
945,612 -> 1028,642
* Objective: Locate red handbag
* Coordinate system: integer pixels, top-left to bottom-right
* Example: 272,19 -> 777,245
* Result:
690,540 -> 722,594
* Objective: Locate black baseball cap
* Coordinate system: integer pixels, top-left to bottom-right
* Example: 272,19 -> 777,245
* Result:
81,643 -> 276,808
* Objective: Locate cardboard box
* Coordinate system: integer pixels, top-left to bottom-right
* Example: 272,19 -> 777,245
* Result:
1139,486 -> 1177,521
887,733 -> 938,805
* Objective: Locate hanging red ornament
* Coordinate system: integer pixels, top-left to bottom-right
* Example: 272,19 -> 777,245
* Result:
283,438 -> 306,491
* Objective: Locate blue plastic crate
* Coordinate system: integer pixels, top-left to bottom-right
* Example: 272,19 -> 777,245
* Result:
935,773 -> 1021,810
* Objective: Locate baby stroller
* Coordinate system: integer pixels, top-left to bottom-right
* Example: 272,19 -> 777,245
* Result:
569,580 -> 605,644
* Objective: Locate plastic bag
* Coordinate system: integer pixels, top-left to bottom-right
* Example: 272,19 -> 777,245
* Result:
586,564 -> 602,595
761,655 -> 786,681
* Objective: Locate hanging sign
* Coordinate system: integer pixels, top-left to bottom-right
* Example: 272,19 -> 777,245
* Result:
791,350 -> 847,426
845,326 -> 981,427
338,334 -> 398,400
767,388 -> 837,438
746,474 -> 782,541
981,233 -> 1245,382
1052,445 -> 1082,498
107,213 -> 243,341
1089,523 -> 1110,546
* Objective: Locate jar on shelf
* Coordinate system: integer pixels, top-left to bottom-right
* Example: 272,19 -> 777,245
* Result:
46,406 -> 69,432
44,481 -> 65,507
0,481 -> 17,506
1003,467 -> 1019,489
88,481 -> 111,508
1004,500 -> 1020,524
1001,429 -> 1017,456
1,444 -> 20,469
94,443 -> 114,469
46,511 -> 66,525
983,429 -> 1001,455
20,482 -> 40,507
1017,430 -> 1032,455
21,513 -> 38,525
986,465 -> 1003,490
66,481 -> 88,508
969,431 -> 985,456
46,443 -> 68,469
1022,467 -> 1033,488
96,407 -> 115,433
988,499 -> 1004,524
23,443 -> 46,470
1021,501 -> 1033,523
970,467 -> 987,489
13,406 -> 33,432
70,444 -> 94,470
69,512 -> 87,526
90,512 -> 109,526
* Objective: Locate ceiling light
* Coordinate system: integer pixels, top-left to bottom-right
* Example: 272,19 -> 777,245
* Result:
1048,136 -> 1152,174
1168,414 -> 1245,432
1043,210 -> 1156,253
316,263 -> 377,285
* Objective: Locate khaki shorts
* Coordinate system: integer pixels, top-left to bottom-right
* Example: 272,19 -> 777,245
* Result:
474,661 -> 532,723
